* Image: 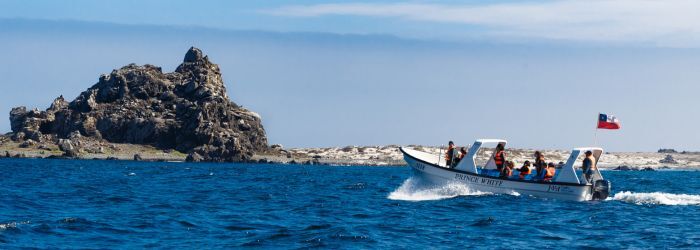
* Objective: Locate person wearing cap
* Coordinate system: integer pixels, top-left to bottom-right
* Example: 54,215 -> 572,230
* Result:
582,151 -> 597,183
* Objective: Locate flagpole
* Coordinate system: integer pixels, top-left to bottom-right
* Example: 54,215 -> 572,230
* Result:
594,113 -> 599,146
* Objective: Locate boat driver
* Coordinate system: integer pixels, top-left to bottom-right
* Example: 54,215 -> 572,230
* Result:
582,151 -> 597,183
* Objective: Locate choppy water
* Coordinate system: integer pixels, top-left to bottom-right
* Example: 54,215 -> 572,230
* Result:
1,158 -> 699,248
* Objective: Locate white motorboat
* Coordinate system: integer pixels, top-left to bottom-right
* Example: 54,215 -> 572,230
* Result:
400,139 -> 611,201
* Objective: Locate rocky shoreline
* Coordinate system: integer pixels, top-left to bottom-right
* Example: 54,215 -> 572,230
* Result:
1,135 -> 698,170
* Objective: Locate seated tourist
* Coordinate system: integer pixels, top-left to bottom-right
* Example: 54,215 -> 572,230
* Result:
518,160 -> 532,180
500,161 -> 514,179
543,162 -> 557,182
452,147 -> 468,167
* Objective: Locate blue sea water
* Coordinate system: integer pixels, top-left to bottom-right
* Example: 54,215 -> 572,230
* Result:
1,158 -> 699,249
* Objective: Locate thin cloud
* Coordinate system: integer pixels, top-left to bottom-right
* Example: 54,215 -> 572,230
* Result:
263,1 -> 700,47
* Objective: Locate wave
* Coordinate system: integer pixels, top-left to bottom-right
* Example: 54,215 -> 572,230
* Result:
387,177 -> 491,201
612,191 -> 700,206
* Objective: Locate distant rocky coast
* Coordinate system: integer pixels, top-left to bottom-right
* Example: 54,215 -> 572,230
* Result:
1,134 -> 699,170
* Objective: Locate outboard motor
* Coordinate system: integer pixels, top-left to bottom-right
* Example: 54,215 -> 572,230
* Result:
592,180 -> 611,200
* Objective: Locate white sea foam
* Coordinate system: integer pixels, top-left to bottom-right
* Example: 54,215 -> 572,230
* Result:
0,220 -> 30,231
387,177 -> 492,201
0,222 -> 17,230
612,191 -> 700,206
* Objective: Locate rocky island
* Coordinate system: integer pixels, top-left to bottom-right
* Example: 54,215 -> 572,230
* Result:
4,47 -> 267,162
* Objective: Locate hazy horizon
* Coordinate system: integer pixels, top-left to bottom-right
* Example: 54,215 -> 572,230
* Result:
2,1 -> 700,152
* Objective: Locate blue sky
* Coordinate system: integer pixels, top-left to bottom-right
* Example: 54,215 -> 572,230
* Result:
2,1 -> 700,151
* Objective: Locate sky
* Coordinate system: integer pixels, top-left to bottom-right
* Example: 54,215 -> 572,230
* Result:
1,0 -> 700,152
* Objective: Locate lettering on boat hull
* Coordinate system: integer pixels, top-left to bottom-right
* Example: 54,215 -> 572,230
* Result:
454,173 -> 503,187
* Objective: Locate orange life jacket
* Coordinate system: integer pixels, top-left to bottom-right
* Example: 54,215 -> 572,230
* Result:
445,145 -> 455,161
494,150 -> 505,166
543,167 -> 556,181
519,167 -> 531,179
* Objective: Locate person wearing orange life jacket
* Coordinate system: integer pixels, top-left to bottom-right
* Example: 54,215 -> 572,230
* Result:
581,151 -> 597,183
445,141 -> 455,167
543,162 -> 557,181
500,161 -> 514,179
519,160 -> 532,180
493,144 -> 506,176
453,147 -> 468,167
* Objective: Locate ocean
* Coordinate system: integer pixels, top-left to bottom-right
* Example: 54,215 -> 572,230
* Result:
1,158 -> 699,249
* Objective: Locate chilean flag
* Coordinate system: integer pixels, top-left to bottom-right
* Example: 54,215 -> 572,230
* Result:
597,113 -> 621,129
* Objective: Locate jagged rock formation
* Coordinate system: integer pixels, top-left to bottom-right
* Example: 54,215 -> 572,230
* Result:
9,47 -> 267,162
659,154 -> 678,164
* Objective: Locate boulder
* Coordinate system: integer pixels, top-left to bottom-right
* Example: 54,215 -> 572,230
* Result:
186,152 -> 203,162
614,165 -> 631,171
133,154 -> 143,161
62,150 -> 78,158
659,154 -> 678,164
11,132 -> 25,141
58,139 -> 74,152
19,139 -> 36,148
8,47 -> 267,162
58,139 -> 79,157
9,107 -> 28,133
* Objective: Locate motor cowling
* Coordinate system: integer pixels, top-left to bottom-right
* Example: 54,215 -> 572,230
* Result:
592,180 -> 611,200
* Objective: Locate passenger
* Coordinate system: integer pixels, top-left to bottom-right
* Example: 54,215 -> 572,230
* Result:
445,141 -> 455,167
459,147 -> 467,159
582,150 -> 597,184
494,144 -> 506,176
452,147 -> 467,167
543,162 -> 556,182
501,161 -> 514,179
557,161 -> 565,169
533,151 -> 546,180
518,160 -> 532,180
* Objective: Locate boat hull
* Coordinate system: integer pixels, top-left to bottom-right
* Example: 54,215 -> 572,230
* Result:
402,149 -> 593,201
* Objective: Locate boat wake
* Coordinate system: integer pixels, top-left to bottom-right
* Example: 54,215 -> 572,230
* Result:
387,177 -> 492,201
611,191 -> 700,206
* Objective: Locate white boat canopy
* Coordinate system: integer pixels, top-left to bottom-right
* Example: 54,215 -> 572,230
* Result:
454,139 -> 507,174
555,147 -> 604,184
